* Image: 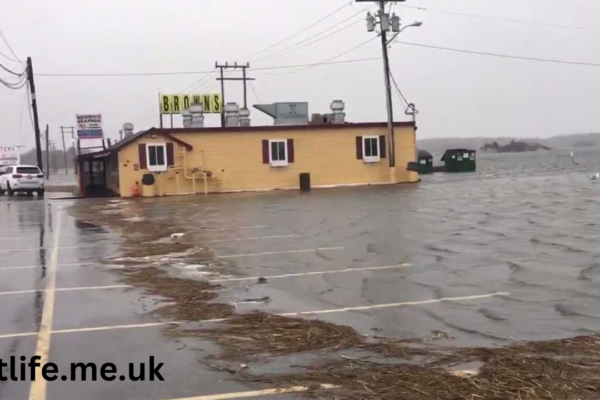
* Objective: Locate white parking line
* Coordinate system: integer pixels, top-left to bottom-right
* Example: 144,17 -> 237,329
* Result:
0,234 -> 300,253
0,285 -> 132,297
0,262 -> 96,271
171,384 -> 337,400
279,292 -> 511,317
212,247 -> 344,259
0,292 -> 509,341
0,245 -> 104,254
198,234 -> 299,244
203,225 -> 269,231
210,264 -> 411,283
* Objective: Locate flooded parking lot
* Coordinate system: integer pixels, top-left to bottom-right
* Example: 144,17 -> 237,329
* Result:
1,150 -> 600,399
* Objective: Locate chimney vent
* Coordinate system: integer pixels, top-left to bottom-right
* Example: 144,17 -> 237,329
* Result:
189,103 -> 204,128
224,102 -> 240,127
239,107 -> 251,127
330,100 -> 345,124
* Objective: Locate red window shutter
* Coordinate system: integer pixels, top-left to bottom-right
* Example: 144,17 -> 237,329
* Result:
138,144 -> 147,169
262,140 -> 269,164
287,139 -> 295,163
356,137 -> 363,160
379,135 -> 387,158
166,143 -> 175,166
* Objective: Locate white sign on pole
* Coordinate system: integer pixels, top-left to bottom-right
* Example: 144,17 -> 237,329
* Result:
77,114 -> 104,139
0,146 -> 20,166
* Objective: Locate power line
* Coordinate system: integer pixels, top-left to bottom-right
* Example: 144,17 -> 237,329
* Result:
395,40 -> 600,68
38,70 -> 216,77
0,48 -> 19,63
273,36 -> 380,75
249,81 -> 260,104
0,60 -> 25,76
248,1 -> 352,59
253,6 -> 371,63
254,16 -> 366,64
397,4 -> 600,33
0,28 -> 21,62
37,58 -> 381,78
0,71 -> 27,89
389,71 -> 409,107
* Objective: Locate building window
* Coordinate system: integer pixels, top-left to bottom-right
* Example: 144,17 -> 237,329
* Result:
147,144 -> 167,172
269,140 -> 288,167
363,136 -> 380,163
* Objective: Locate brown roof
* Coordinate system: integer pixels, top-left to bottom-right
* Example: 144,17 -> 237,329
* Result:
77,130 -> 193,160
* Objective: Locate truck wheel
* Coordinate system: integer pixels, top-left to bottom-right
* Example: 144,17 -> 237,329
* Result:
7,183 -> 14,196
27,191 -> 34,197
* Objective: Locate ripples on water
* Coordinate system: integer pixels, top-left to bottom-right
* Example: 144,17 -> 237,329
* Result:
409,147 -> 600,343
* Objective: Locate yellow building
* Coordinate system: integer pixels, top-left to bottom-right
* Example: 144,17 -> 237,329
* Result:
76,122 -> 418,198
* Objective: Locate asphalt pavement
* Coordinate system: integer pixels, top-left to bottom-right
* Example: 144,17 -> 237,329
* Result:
1,173 -> 600,399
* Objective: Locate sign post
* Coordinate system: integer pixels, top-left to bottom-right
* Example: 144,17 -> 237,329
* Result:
76,114 -> 104,139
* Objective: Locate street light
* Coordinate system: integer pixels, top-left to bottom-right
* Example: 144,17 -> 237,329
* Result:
388,21 -> 423,45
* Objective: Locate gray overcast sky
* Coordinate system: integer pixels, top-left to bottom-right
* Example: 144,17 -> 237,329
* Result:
1,0 -> 599,149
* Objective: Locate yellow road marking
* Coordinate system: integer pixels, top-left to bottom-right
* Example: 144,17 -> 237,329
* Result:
28,212 -> 62,400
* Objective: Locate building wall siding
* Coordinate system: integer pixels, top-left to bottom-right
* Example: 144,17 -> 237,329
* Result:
116,125 -> 418,197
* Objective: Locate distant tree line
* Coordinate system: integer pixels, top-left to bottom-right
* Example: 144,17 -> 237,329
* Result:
481,140 -> 551,153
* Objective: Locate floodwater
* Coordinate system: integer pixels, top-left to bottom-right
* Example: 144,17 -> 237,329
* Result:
1,147 -> 599,399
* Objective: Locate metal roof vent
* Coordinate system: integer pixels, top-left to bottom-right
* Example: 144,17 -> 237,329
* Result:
239,107 -> 251,127
189,103 -> 204,128
330,100 -> 345,124
224,102 -> 240,127
253,102 -> 309,126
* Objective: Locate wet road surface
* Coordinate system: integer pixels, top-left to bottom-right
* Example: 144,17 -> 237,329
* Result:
1,149 -> 600,399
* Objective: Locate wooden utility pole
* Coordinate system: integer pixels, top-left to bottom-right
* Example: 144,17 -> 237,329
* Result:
44,124 -> 50,179
357,0 -> 413,168
379,2 -> 396,168
215,62 -> 255,126
60,126 -> 68,174
26,57 -> 43,171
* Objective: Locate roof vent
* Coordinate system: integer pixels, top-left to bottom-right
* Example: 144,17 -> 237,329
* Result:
189,103 -> 204,128
330,100 -> 345,124
224,102 -> 240,127
254,102 -> 309,126
239,107 -> 251,127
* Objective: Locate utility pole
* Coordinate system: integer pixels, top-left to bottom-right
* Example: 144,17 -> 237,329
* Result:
361,0 -> 422,168
60,126 -> 68,174
215,62 -> 255,127
379,3 -> 395,168
26,57 -> 43,171
44,124 -> 50,179
51,141 -> 58,174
